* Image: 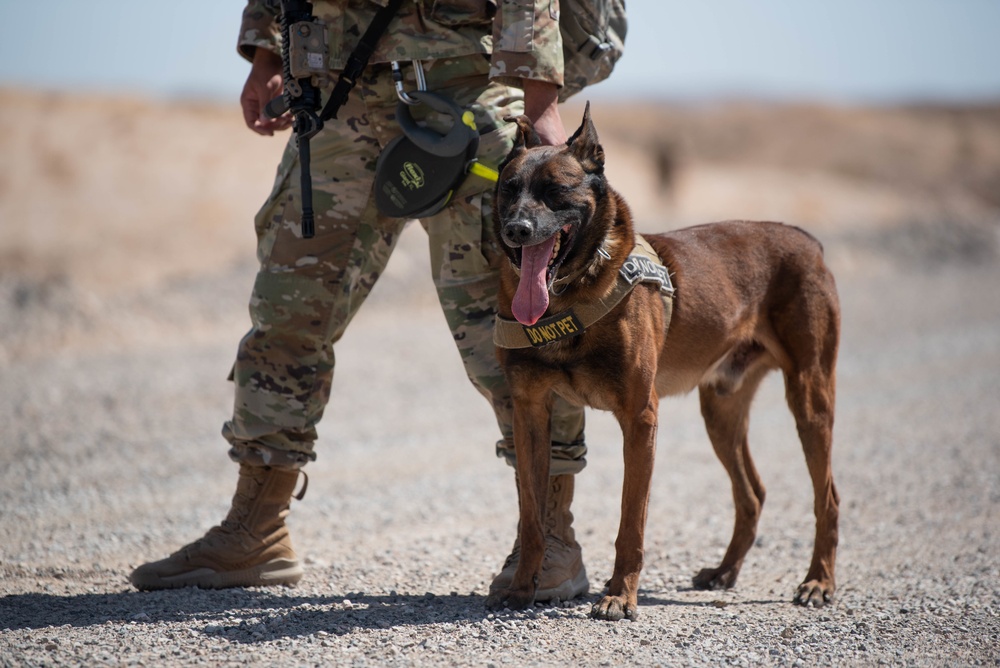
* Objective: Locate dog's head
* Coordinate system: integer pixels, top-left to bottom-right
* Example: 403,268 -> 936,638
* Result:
494,103 -> 612,325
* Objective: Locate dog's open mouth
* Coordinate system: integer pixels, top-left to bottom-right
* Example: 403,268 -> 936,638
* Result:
512,225 -> 574,326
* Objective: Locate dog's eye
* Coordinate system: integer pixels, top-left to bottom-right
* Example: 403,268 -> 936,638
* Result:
499,178 -> 519,198
543,184 -> 570,208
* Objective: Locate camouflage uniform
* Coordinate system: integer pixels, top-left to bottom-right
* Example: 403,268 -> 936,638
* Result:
226,0 -> 587,474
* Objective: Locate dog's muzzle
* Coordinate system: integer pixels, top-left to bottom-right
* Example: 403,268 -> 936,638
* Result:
501,219 -> 535,247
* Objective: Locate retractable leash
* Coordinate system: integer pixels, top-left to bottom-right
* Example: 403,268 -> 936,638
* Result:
373,61 -> 498,218
267,0 -> 404,238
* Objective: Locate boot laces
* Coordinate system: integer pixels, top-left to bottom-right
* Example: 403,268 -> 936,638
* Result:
499,477 -> 576,573
178,470 -> 267,558
220,469 -> 265,531
501,528 -> 571,571
502,545 -> 521,569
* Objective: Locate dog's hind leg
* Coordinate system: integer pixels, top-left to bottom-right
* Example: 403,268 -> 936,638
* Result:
693,362 -> 771,591
778,273 -> 840,607
785,362 -> 839,607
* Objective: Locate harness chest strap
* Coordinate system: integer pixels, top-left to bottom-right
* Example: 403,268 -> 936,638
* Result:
494,235 -> 675,349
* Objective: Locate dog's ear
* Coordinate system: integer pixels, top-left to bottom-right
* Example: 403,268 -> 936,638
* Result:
505,115 -> 542,150
567,102 -> 605,174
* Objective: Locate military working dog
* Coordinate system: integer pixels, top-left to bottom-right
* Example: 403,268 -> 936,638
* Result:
485,105 -> 841,621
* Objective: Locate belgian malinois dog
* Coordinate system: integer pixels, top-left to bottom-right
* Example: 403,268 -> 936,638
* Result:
485,105 -> 840,621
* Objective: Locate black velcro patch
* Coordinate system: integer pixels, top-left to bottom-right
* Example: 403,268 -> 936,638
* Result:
522,310 -> 585,347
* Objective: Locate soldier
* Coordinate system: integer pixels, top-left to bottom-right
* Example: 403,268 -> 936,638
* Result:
130,0 -> 589,604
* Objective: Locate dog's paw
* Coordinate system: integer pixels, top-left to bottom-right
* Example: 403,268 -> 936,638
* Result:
591,595 -> 638,622
485,587 -> 535,612
794,580 -> 834,608
692,566 -> 739,591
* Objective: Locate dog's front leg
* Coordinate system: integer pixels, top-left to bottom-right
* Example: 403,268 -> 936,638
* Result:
592,390 -> 658,621
485,385 -> 552,612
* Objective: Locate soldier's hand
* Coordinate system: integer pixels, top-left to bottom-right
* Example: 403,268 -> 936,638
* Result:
241,49 -> 293,136
522,79 -> 568,146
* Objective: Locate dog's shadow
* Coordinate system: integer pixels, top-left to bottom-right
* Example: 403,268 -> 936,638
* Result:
637,588 -> 787,609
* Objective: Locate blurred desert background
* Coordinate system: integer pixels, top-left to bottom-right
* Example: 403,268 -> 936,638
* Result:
2,89 -> 998,361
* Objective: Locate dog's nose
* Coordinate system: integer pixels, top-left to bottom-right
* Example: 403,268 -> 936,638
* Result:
502,219 -> 533,246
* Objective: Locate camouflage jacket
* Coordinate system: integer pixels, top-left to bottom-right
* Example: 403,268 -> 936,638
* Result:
239,0 -> 564,88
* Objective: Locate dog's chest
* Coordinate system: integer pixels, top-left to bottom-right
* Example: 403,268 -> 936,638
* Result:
534,348 -> 631,412
554,382 -> 618,412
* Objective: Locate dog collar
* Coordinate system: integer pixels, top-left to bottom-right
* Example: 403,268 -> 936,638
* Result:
494,235 -> 675,349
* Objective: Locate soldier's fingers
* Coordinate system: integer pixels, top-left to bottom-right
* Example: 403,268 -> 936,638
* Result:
255,116 -> 292,135
243,104 -> 262,132
268,114 -> 294,131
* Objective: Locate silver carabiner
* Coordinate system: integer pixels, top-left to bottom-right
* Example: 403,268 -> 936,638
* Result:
391,60 -> 426,105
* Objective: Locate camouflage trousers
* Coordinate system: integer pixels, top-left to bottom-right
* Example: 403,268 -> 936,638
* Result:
222,55 -> 587,475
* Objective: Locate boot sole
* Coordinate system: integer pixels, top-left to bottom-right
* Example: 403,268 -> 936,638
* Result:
131,558 -> 303,591
491,564 -> 590,603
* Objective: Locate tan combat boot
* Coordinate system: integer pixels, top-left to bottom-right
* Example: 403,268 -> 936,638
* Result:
490,474 -> 589,602
130,462 -> 305,590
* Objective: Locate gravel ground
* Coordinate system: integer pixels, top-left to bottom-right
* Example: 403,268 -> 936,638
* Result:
1,223 -> 999,666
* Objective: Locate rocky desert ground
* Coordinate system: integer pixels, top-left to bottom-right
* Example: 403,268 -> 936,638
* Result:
1,88 -> 998,666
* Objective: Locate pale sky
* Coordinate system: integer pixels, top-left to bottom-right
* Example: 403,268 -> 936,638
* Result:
0,0 -> 998,103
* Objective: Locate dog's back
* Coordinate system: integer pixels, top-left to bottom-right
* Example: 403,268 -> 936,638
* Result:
645,221 -> 839,397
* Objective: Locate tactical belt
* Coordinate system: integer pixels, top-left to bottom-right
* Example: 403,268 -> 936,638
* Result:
494,235 -> 675,349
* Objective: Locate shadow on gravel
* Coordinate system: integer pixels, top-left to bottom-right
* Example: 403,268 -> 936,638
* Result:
0,589 -> 779,637
636,591 -> 787,609
0,590 -> 494,639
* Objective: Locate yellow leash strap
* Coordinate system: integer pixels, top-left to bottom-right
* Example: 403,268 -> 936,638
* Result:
461,111 -> 499,183
468,162 -> 499,182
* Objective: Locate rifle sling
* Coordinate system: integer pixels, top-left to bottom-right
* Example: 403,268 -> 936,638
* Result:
320,0 -> 404,121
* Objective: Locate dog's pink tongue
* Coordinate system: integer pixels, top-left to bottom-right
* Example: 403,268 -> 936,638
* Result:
512,236 -> 557,326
